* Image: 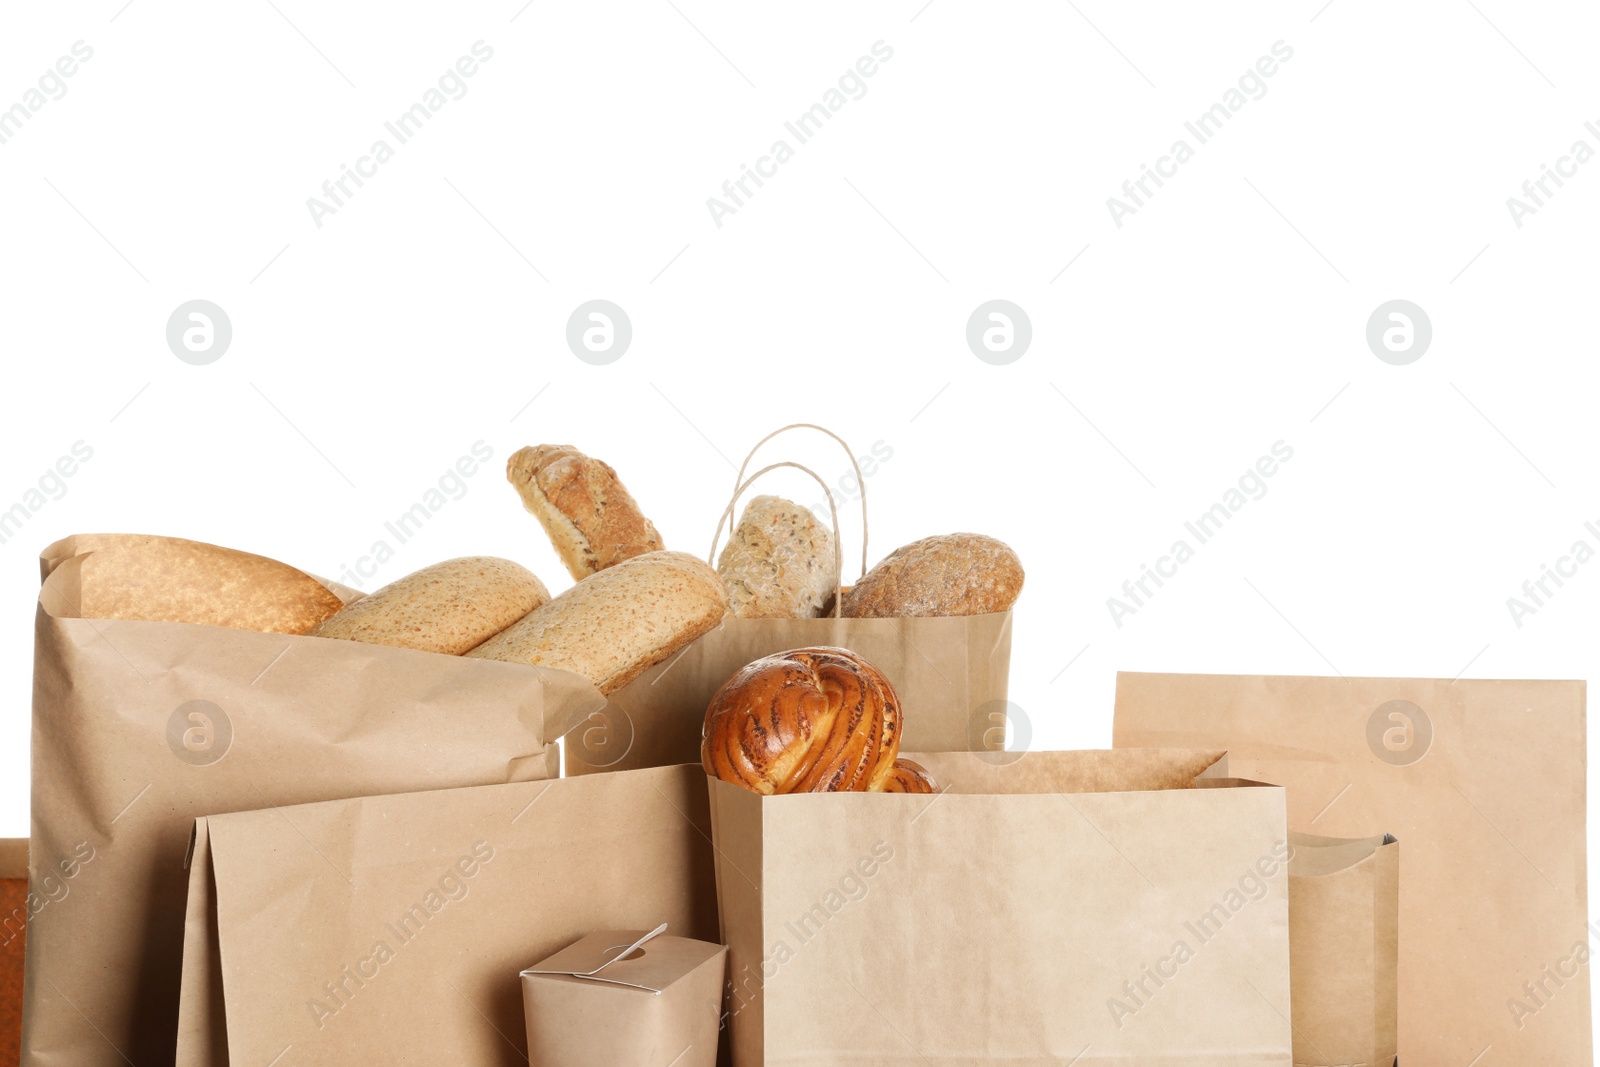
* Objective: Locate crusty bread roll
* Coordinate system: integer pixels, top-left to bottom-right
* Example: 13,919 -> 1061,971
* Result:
466,550 -> 726,694
716,495 -> 838,619
702,646 -> 902,794
306,557 -> 549,655
883,758 -> 939,794
842,533 -> 1023,618
507,444 -> 663,581
67,533 -> 343,634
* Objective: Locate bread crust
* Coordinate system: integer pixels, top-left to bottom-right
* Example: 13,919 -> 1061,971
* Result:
69,533 -> 344,634
716,495 -> 838,619
882,758 -> 940,794
307,556 -> 549,655
507,444 -> 663,581
465,550 -> 727,694
842,533 -> 1023,618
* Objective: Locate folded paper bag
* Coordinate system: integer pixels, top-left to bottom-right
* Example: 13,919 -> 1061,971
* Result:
1288,832 -> 1399,1067
522,924 -> 726,1067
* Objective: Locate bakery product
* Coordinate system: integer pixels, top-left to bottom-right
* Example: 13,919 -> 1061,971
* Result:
702,646 -> 901,794
883,758 -> 940,794
507,444 -> 663,581
66,533 -> 344,634
716,495 -> 838,619
465,550 -> 726,694
307,557 -> 549,655
841,533 -> 1023,618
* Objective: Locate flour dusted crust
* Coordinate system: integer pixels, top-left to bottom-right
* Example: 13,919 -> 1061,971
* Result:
841,533 -> 1023,618
68,533 -> 345,634
716,495 -> 838,619
507,444 -> 663,581
465,550 -> 727,694
307,557 -> 549,655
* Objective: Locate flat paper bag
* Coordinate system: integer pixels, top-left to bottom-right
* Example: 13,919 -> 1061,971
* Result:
1288,832 -> 1398,1067
709,748 -> 1294,1066
176,765 -> 720,1067
1113,672 -> 1589,1066
25,534 -> 598,1067
579,611 -> 1012,774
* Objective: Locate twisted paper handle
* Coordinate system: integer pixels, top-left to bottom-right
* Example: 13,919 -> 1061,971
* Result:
708,461 -> 845,618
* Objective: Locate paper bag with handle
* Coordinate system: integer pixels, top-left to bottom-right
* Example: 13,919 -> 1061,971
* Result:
572,425 -> 1017,775
23,534 -> 602,1067
1113,671 -> 1589,1066
707,748 -> 1295,1066
175,765 -> 719,1067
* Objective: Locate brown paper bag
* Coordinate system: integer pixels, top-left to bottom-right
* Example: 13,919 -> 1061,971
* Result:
577,427 -> 1014,775
709,748 -> 1294,1066
24,534 -> 600,1067
1,840 -> 24,1067
1288,832 -> 1398,1067
1113,672 -> 1590,1066
175,765 -> 720,1067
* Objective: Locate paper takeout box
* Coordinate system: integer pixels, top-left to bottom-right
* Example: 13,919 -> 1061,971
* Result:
521,925 -> 726,1067
1288,832 -> 1399,1067
176,765 -> 721,1067
25,534 -> 602,1067
708,748 -> 1294,1066
1114,671 -> 1589,1065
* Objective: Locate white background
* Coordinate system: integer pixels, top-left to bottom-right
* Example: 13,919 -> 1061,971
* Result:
2,0 -> 1598,1040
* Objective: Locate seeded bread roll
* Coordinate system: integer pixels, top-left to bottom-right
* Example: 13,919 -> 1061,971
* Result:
507,444 -> 664,581
841,533 -> 1023,618
717,495 -> 838,619
307,557 -> 549,655
67,533 -> 344,634
465,550 -> 727,694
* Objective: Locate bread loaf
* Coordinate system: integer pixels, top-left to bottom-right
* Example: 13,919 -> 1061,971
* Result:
507,444 -> 663,581
465,550 -> 726,694
842,533 -> 1023,618
307,557 -> 549,655
702,646 -> 901,794
67,533 -> 344,634
717,495 -> 837,618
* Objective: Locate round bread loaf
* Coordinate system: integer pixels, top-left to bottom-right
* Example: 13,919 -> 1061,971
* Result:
841,533 -> 1023,618
465,550 -> 727,694
507,444 -> 663,581
68,533 -> 345,634
717,495 -> 838,619
306,557 -> 550,655
702,646 -> 901,794
882,758 -> 940,794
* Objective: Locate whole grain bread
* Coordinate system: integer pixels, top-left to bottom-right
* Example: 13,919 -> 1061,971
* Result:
465,550 -> 727,693
841,533 -> 1023,618
717,495 -> 838,618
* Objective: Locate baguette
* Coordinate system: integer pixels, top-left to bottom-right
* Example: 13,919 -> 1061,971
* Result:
507,444 -> 663,580
465,550 -> 727,694
307,557 -> 549,655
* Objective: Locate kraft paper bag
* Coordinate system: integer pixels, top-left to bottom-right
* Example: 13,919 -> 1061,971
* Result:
709,748 -> 1294,1066
25,534 -> 598,1067
521,926 -> 727,1067
1113,672 -> 1589,1066
581,611 -> 1012,774
1288,832 -> 1398,1067
1,840 -> 24,1067
175,765 -> 720,1067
